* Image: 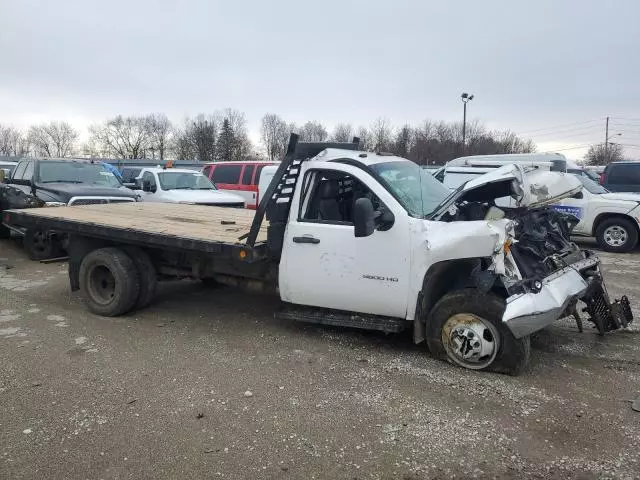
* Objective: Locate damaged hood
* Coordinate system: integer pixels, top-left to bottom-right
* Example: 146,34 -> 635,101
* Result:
450,164 -> 583,209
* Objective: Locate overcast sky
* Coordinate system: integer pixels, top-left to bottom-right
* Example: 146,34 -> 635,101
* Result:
1,0 -> 639,160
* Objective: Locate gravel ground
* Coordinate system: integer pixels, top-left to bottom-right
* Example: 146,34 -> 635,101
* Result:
1,238 -> 639,480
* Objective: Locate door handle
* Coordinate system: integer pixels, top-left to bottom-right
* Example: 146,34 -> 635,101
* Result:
293,236 -> 320,244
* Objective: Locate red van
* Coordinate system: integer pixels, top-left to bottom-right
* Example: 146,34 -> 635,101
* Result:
202,161 -> 278,209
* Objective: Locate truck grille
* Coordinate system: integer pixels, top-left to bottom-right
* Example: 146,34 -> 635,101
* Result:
68,197 -> 137,206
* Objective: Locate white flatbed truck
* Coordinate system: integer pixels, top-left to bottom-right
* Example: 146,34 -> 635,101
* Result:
3,135 -> 632,374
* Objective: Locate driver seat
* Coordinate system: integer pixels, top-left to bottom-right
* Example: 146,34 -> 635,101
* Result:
317,180 -> 342,221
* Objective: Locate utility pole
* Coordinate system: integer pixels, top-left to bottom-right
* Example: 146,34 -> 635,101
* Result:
461,92 -> 474,154
604,116 -> 609,163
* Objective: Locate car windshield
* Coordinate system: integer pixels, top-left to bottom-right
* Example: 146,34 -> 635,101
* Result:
370,160 -> 452,217
576,174 -> 608,194
158,172 -> 217,190
38,161 -> 122,188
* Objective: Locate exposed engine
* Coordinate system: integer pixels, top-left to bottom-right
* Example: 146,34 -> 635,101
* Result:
507,207 -> 583,279
442,200 -> 633,335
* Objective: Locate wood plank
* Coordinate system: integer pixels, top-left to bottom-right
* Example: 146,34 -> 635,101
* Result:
14,203 -> 268,245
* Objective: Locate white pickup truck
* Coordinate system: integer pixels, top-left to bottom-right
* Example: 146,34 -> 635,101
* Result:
4,136 -> 632,375
135,167 -> 246,207
553,175 -> 640,252
436,158 -> 640,253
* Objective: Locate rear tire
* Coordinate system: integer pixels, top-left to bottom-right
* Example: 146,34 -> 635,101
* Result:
426,289 -> 531,375
23,229 -> 61,260
79,247 -> 140,316
595,217 -> 638,253
122,246 -> 157,310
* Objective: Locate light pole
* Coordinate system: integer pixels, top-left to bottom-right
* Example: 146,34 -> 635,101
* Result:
461,92 -> 474,152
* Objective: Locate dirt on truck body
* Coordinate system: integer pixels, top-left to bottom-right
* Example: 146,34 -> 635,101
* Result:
2,135 -> 634,375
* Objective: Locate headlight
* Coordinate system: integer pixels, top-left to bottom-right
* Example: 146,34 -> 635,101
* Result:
45,202 -> 67,207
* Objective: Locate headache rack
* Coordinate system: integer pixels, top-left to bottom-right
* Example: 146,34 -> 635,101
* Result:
244,133 -> 360,255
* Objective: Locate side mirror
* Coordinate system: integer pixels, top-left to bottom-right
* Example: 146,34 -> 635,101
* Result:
29,176 -> 36,195
571,191 -> 584,199
353,197 -> 376,238
142,180 -> 152,192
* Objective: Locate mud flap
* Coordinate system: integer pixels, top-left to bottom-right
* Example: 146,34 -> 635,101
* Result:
582,279 -> 634,335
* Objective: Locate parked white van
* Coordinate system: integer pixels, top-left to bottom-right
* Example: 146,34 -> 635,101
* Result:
434,153 -> 567,189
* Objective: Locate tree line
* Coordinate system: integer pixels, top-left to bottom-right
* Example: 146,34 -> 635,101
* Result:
1,111 -> 540,165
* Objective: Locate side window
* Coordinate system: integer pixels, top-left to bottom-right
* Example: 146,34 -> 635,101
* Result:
122,168 -> 141,183
608,165 -> 640,185
241,165 -> 254,185
254,165 -> 265,186
211,164 -> 242,184
300,170 -> 379,224
22,161 -> 35,181
12,161 -> 28,181
202,165 -> 212,179
142,171 -> 157,190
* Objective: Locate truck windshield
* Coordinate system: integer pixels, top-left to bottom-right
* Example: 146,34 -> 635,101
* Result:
158,172 -> 217,190
38,161 -> 122,188
370,161 -> 452,217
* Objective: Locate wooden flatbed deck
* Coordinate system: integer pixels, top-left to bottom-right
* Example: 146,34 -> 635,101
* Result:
5,203 -> 268,253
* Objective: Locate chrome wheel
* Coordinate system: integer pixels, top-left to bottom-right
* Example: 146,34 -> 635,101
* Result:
603,225 -> 628,248
441,313 -> 500,369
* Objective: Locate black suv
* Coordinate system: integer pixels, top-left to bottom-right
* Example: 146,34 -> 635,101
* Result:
600,161 -> 640,192
2,158 -> 138,259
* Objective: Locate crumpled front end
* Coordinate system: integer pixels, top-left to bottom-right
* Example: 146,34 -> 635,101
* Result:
498,208 -> 633,337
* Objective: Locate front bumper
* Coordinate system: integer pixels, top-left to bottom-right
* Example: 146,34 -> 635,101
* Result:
502,256 -> 632,338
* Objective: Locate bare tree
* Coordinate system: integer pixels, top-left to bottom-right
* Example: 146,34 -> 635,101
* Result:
370,118 -> 393,152
261,113 -> 288,161
330,123 -> 354,143
584,143 -> 624,165
145,113 -> 173,160
299,121 -> 328,142
174,114 -> 218,161
216,108 -> 252,161
89,115 -> 150,159
0,124 -> 29,156
356,126 -> 372,151
28,121 -> 78,158
392,124 -> 415,158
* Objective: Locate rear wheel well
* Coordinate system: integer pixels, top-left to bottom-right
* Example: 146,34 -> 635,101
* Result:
592,213 -> 639,237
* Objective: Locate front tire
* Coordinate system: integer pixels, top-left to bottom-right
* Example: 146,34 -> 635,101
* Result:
595,217 -> 638,253
426,289 -> 531,375
79,247 -> 140,316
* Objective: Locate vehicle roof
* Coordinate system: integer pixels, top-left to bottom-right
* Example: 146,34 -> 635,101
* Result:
445,152 -> 567,167
0,161 -> 18,166
314,148 -> 408,166
24,157 -> 102,164
202,160 -> 279,165
140,167 -> 205,174
606,161 -> 640,166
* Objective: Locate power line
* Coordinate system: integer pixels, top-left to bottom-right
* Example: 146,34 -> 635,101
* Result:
516,119 -> 602,135
528,130 -> 604,141
524,126 -> 603,139
548,144 -> 592,152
